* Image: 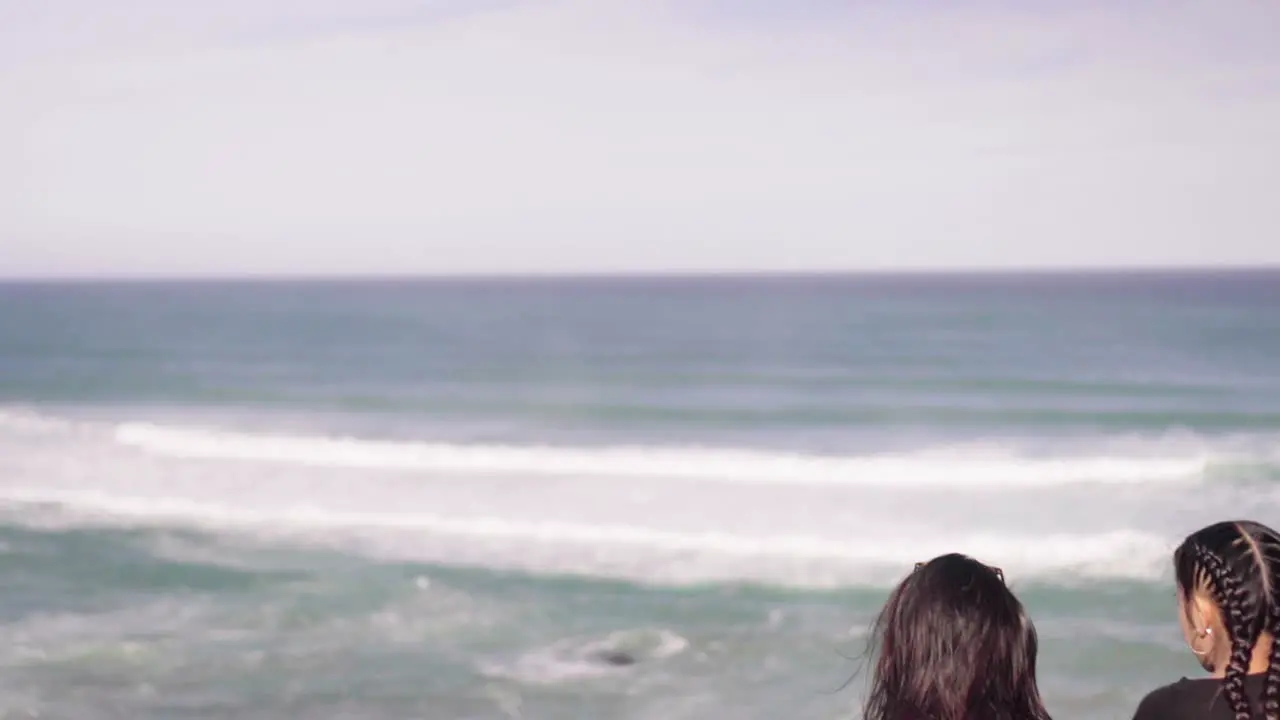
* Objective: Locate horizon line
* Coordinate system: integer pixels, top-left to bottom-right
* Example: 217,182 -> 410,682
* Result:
0,264 -> 1278,285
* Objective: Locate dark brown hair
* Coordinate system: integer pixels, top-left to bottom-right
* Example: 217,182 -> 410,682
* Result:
862,553 -> 1052,720
1173,520 -> 1280,720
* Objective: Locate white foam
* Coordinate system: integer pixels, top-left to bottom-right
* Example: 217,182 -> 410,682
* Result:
0,487 -> 1174,588
0,408 -> 1259,589
112,421 -> 1211,488
478,628 -> 689,685
0,408 -> 75,435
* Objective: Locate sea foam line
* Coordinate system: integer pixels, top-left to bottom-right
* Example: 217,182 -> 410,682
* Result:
0,488 -> 1174,587
111,422 -> 1210,488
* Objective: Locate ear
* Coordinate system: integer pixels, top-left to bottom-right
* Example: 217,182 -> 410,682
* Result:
1188,592 -> 1221,632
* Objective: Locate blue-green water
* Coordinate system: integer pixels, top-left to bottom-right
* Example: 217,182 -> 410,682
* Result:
1,272 -> 1278,719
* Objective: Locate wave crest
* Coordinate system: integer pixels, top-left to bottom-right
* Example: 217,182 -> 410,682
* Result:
113,422 -> 1210,488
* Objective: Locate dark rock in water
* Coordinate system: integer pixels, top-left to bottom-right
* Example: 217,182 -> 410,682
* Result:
594,650 -> 637,667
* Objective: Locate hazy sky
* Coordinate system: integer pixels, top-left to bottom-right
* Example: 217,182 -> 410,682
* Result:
2,0 -> 1278,277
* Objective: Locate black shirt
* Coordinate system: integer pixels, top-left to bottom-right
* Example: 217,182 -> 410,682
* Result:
1133,674 -> 1267,720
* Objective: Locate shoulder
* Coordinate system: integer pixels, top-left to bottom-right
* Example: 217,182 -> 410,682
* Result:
1132,678 -> 1202,720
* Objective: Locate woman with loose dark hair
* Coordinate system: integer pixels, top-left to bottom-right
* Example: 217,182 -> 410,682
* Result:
862,553 -> 1053,720
1131,520 -> 1280,720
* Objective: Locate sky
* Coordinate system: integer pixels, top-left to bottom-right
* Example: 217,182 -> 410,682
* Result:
1,0 -> 1278,278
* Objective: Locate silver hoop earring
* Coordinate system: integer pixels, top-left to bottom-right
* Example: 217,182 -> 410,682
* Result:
1192,628 -> 1212,655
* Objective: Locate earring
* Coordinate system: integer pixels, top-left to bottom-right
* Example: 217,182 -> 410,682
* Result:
1192,628 -> 1212,656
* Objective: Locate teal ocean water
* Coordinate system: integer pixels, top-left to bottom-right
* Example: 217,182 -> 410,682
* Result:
1,272 -> 1278,719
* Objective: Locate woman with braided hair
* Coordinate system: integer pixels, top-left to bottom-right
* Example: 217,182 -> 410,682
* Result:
1132,520 -> 1280,720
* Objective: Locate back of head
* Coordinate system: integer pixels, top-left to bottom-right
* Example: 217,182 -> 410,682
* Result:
863,553 -> 1051,720
1173,520 -> 1280,720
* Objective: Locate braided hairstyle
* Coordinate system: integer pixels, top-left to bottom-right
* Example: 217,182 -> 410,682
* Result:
1174,521 -> 1280,720
1267,599 -> 1280,720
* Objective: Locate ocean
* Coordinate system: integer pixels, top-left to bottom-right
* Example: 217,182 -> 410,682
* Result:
1,271 -> 1277,719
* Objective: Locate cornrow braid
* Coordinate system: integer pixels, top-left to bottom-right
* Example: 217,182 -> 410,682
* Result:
1241,521 -> 1280,720
1192,543 -> 1260,720
1265,601 -> 1280,720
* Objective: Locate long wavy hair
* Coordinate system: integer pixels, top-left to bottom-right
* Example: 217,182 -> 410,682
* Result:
1174,520 -> 1280,720
862,553 -> 1052,720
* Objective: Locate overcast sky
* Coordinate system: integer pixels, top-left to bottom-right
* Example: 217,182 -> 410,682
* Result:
1,0 -> 1278,277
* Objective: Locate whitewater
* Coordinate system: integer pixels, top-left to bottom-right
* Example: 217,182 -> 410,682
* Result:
1,408 -> 1269,588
